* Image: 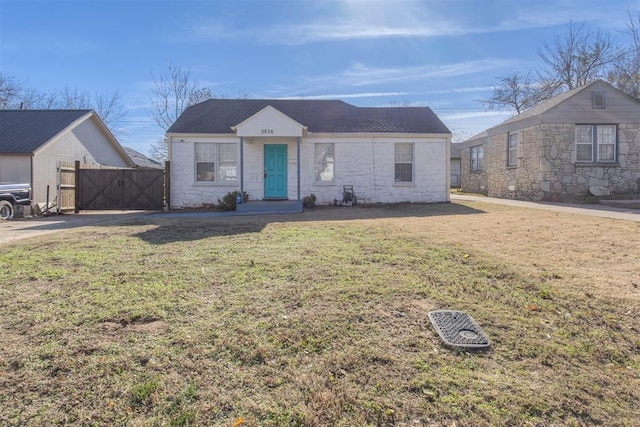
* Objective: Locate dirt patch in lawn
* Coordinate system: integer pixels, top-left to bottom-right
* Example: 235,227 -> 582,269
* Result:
300,202 -> 640,304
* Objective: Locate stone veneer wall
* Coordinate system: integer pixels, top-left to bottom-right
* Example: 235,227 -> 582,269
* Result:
460,146 -> 487,194
485,123 -> 640,200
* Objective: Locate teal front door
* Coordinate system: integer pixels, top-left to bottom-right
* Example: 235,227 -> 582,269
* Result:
264,144 -> 288,199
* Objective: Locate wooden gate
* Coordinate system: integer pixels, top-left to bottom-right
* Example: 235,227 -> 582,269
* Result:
77,167 -> 165,211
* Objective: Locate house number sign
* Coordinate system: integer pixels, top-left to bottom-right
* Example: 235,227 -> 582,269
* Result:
261,129 -> 274,134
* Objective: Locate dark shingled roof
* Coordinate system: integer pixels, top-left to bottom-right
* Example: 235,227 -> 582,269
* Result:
167,99 -> 451,134
0,109 -> 93,154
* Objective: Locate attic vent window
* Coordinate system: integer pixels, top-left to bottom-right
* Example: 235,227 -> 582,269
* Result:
592,92 -> 606,109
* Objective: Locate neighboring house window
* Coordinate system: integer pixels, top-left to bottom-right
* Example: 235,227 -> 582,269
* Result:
576,126 -> 594,161
575,125 -> 617,163
470,146 -> 484,171
394,143 -> 414,183
507,133 -> 518,166
592,92 -> 606,109
195,143 -> 237,182
314,143 -> 335,183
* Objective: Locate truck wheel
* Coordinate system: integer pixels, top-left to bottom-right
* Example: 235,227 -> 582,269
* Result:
0,200 -> 14,220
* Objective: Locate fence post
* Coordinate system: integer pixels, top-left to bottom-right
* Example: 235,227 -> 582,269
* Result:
74,160 -> 80,213
164,160 -> 170,210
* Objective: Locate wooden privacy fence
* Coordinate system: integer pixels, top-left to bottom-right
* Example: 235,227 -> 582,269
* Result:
56,161 -> 169,212
57,161 -> 77,212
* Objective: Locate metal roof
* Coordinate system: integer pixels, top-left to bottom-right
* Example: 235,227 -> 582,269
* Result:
167,99 -> 451,135
0,109 -> 92,154
122,146 -> 164,169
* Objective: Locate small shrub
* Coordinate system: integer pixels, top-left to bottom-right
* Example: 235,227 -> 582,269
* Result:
302,193 -> 316,209
217,191 -> 249,211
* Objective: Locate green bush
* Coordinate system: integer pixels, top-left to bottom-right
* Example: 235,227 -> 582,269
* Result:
217,191 -> 248,211
302,193 -> 316,209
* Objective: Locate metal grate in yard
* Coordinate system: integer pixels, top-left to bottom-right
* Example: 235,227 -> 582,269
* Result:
428,310 -> 491,350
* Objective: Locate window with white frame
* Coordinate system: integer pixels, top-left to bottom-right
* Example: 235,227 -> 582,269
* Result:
470,146 -> 484,171
576,125 -> 616,163
314,143 -> 335,183
195,143 -> 237,182
508,133 -> 518,166
394,143 -> 414,183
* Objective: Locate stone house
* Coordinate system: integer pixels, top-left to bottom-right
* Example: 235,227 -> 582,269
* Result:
460,80 -> 640,200
167,99 -> 452,209
450,142 -> 462,187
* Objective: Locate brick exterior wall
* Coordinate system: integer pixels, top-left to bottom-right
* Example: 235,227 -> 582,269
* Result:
169,136 -> 449,208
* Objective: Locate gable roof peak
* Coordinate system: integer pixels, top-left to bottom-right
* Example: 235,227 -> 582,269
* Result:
489,79 -> 638,131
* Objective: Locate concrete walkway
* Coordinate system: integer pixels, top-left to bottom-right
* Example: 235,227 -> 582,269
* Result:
451,194 -> 640,222
0,211 -> 148,245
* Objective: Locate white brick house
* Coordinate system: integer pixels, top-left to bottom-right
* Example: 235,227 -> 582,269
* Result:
167,99 -> 452,209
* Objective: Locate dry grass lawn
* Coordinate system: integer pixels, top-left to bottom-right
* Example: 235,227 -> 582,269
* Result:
0,200 -> 638,426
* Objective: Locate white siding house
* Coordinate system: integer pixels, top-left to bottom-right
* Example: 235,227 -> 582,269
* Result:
167,99 -> 452,209
0,110 -> 133,206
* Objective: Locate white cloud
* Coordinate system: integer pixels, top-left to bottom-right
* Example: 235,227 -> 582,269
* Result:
276,91 -> 412,100
440,110 -> 512,121
299,60 -> 514,88
185,0 -> 632,46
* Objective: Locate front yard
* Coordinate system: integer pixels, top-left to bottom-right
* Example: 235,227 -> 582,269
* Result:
1,202 -> 638,426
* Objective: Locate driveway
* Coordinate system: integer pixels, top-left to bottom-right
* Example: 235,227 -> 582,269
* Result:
0,211 -> 149,245
451,194 -> 640,222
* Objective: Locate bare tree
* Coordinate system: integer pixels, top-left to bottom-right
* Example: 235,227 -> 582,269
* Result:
0,73 -> 22,108
538,20 -> 623,93
387,97 -> 413,107
188,87 -> 214,106
57,86 -> 92,109
479,70 -> 546,114
480,18 -> 633,114
148,138 -> 168,163
93,90 -> 127,130
609,11 -> 640,100
147,63 -> 215,160
0,73 -> 44,108
0,75 -> 126,130
148,63 -> 213,130
40,87 -> 126,133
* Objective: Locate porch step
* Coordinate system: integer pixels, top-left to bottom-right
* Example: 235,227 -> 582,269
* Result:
235,200 -> 303,215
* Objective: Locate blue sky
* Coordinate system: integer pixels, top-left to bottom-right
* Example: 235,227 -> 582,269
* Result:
1,0 -> 638,156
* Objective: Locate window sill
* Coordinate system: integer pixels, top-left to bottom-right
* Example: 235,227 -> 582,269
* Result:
193,181 -> 238,186
393,182 -> 415,187
575,162 -> 619,167
470,169 -> 484,173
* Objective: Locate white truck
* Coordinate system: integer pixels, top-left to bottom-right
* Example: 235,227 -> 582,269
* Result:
0,183 -> 32,220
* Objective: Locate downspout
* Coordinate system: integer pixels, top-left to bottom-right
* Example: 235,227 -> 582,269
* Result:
446,134 -> 451,202
296,136 -> 301,203
240,137 -> 244,196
